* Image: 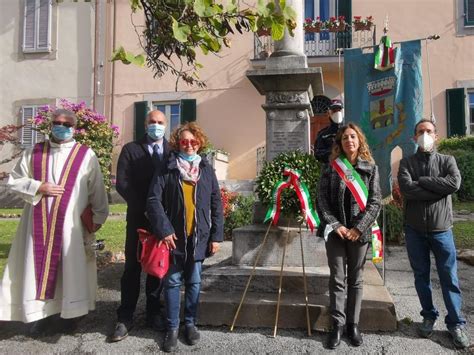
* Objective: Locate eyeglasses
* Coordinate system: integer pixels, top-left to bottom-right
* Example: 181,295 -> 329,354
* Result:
52,121 -> 74,128
179,139 -> 199,147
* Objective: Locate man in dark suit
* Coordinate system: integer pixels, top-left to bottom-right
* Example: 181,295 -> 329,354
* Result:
110,110 -> 170,342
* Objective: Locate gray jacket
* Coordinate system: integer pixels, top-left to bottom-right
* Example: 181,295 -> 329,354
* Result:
316,158 -> 382,243
398,149 -> 461,233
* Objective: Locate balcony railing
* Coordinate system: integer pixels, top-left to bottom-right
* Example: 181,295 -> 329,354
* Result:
253,27 -> 376,60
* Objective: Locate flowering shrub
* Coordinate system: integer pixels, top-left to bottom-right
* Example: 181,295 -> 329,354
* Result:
220,187 -> 238,219
34,99 -> 119,191
220,187 -> 254,239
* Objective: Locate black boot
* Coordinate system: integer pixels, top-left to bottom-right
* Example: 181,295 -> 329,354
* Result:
163,329 -> 179,352
347,323 -> 363,346
326,324 -> 344,349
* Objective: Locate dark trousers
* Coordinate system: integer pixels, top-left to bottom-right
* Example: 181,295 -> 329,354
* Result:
117,221 -> 162,322
326,233 -> 369,326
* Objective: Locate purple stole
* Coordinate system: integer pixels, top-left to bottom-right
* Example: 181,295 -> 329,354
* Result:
32,141 -> 89,300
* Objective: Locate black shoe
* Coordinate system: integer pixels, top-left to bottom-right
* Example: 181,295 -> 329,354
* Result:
326,324 -> 344,349
146,313 -> 166,331
163,329 -> 179,352
29,317 -> 53,337
109,321 -> 133,343
184,324 -> 200,345
60,317 -> 81,334
347,323 -> 363,346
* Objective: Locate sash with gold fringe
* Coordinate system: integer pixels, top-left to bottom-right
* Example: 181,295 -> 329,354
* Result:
32,141 -> 89,300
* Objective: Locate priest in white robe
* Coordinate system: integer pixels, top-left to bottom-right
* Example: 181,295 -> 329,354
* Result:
0,109 -> 109,329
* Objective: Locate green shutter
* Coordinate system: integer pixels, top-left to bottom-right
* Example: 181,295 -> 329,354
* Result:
134,101 -> 148,140
465,0 -> 474,26
337,0 -> 351,23
180,99 -> 196,123
446,88 -> 466,137
337,0 -> 352,49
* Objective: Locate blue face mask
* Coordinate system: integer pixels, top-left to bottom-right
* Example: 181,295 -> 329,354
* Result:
51,125 -> 74,141
179,152 -> 198,162
147,123 -> 165,141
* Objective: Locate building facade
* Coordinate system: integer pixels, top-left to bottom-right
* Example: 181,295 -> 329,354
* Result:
0,0 -> 95,177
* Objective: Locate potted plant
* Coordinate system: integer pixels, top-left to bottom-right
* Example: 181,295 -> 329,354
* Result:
327,16 -> 347,32
353,15 -> 374,31
304,17 -> 322,33
202,143 -> 229,180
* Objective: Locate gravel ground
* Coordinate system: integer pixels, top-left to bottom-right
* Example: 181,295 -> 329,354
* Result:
0,242 -> 472,354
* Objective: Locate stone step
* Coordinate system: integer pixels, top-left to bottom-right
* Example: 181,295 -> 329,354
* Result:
198,262 -> 396,331
201,265 -> 330,294
197,284 -> 396,332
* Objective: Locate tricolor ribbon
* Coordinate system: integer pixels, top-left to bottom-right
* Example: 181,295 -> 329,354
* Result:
374,35 -> 395,71
264,167 -> 320,232
331,156 -> 383,263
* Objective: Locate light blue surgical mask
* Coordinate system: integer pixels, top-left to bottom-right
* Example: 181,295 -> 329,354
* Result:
147,123 -> 165,141
51,125 -> 74,141
178,152 -> 198,162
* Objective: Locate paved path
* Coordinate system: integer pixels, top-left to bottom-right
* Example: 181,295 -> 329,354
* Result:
0,243 -> 472,354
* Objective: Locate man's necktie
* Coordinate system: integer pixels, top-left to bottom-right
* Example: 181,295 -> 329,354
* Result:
152,144 -> 161,165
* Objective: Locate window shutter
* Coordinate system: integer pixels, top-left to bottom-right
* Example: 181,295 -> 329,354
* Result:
21,107 -> 35,146
466,0 -> 474,26
134,101 -> 148,140
180,99 -> 196,123
23,0 -> 36,51
337,0 -> 352,23
446,88 -> 467,137
37,0 -> 52,50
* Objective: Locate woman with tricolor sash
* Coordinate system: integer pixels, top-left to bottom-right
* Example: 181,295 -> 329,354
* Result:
316,123 -> 382,349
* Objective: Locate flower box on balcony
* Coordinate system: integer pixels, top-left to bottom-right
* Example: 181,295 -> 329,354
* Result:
305,24 -> 322,33
328,23 -> 347,32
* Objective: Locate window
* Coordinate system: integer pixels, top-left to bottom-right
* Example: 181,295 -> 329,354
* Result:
134,99 -> 196,140
469,92 -> 474,134
466,0 -> 474,26
21,106 -> 45,146
23,0 -> 52,53
153,103 -> 181,138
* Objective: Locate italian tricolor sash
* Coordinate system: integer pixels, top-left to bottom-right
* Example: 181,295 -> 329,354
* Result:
32,141 -> 89,300
331,156 -> 383,263
264,167 -> 320,232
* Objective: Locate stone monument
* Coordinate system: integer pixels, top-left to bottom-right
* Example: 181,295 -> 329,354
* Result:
197,0 -> 397,332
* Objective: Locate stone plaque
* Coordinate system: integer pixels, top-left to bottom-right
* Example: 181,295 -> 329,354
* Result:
266,113 -> 310,161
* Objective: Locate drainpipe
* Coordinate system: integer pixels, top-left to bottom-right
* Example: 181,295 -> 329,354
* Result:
110,0 -> 117,124
92,0 -> 99,110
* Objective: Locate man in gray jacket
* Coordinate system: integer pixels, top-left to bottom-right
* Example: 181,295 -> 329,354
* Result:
398,119 -> 469,349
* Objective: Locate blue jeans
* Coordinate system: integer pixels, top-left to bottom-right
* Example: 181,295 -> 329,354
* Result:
404,225 -> 466,329
164,256 -> 202,330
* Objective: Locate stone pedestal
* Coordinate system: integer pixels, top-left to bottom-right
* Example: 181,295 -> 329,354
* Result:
232,224 -> 327,267
246,68 -> 323,161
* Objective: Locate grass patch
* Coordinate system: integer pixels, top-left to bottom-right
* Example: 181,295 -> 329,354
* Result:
453,221 -> 474,249
109,204 -> 127,214
0,204 -> 127,216
453,200 -> 474,213
0,208 -> 22,215
0,219 -> 127,277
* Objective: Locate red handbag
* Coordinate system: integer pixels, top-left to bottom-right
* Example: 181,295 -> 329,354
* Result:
137,229 -> 170,279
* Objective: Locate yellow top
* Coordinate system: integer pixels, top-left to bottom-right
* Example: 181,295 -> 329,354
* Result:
182,181 -> 196,237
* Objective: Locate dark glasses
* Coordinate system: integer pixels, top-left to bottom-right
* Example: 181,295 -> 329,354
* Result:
179,139 -> 199,147
52,121 -> 74,128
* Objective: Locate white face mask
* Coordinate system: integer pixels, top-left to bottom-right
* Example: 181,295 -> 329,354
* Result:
330,111 -> 343,124
417,132 -> 435,152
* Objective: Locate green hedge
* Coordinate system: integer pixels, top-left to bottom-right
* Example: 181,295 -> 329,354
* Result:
438,136 -> 474,201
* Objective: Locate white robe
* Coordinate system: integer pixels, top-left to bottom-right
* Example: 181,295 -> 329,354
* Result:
0,140 -> 109,322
